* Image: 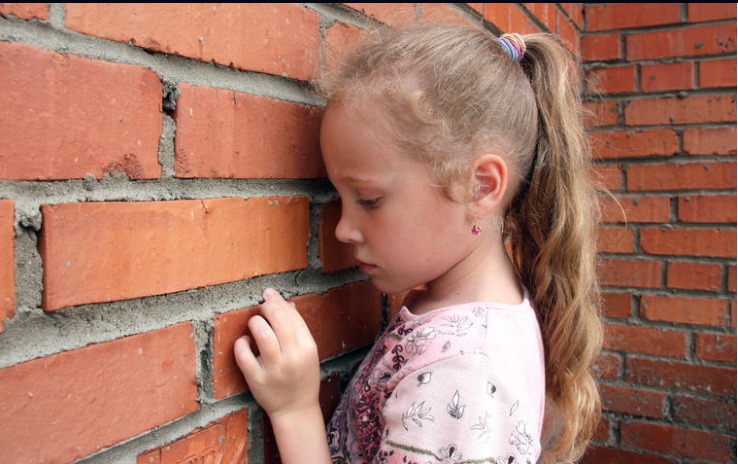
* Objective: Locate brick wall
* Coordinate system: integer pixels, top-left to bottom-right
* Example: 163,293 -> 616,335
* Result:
581,3 -> 737,463
0,3 -> 734,463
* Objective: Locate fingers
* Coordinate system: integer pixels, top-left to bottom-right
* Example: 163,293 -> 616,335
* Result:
248,314 -> 282,367
233,335 -> 259,377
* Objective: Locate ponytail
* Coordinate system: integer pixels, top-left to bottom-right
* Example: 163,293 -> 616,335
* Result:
506,34 -> 603,462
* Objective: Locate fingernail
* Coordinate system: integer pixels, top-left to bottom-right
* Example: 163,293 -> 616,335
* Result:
263,288 -> 277,298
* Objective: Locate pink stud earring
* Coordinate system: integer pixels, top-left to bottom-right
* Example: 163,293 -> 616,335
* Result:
471,216 -> 481,236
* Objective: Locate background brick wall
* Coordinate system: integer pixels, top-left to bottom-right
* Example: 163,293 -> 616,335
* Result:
0,3 -> 734,463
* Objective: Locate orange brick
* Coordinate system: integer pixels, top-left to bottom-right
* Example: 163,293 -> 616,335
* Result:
212,281 -> 382,399
344,3 -> 417,27
66,4 -> 319,80
600,384 -> 665,418
641,294 -> 729,326
587,65 -> 636,95
688,3 -> 737,22
137,409 -> 248,464
0,2 -> 48,19
598,257 -> 662,289
604,323 -> 687,357
683,126 -> 737,156
581,33 -> 621,62
174,84 -> 324,179
627,23 -> 737,60
40,197 -> 309,310
559,3 -> 583,30
324,21 -> 366,73
418,3 -> 480,26
678,194 -> 737,223
556,9 -> 579,52
585,3 -> 681,31
590,129 -> 678,159
641,62 -> 695,92
597,225 -> 633,253
667,261 -> 723,292
625,95 -> 736,126
319,199 -> 355,273
699,57 -> 737,88
626,357 -> 736,397
524,3 -> 556,32
695,332 -> 736,362
626,161 -> 737,191
601,291 -> 631,318
621,421 -> 733,462
0,323 -> 197,463
0,42 -> 161,180
599,194 -> 671,224
484,3 -> 540,34
640,227 -> 736,258
0,200 -> 13,332
584,100 -> 620,127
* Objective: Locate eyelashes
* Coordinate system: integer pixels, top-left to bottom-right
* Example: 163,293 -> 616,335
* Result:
357,197 -> 382,210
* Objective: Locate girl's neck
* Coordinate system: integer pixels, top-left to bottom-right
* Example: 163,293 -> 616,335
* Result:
408,237 -> 523,315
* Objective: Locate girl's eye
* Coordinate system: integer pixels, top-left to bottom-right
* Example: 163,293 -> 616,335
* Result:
357,197 -> 382,209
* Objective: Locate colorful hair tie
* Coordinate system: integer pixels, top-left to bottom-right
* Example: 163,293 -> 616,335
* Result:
497,33 -> 526,62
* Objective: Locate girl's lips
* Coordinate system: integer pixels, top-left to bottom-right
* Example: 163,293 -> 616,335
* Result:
356,260 -> 377,274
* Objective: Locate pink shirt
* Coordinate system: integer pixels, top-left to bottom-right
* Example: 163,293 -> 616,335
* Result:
327,291 -> 545,463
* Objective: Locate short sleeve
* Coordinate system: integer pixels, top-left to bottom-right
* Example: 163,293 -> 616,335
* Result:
374,353 -> 541,464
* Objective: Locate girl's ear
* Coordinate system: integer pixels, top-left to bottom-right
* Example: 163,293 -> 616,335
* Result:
470,154 -> 508,214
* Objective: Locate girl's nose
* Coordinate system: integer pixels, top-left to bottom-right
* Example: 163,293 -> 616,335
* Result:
335,212 -> 363,244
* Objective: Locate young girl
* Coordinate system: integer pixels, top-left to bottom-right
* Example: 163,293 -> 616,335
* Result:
234,23 -> 603,464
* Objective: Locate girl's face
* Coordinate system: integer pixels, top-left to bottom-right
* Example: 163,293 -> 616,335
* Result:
320,102 -> 479,295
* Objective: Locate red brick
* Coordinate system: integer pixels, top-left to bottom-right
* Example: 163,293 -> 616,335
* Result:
585,3 -> 681,31
627,23 -> 737,60
212,281 -> 382,399
601,291 -> 631,318
699,57 -> 737,89
688,3 -> 737,22
598,257 -> 662,288
556,9 -> 579,52
679,194 -> 737,224
599,195 -> 671,224
683,126 -> 737,155
584,101 -> 620,127
40,197 -> 309,310
673,394 -> 736,430
0,323 -> 197,463
604,323 -> 688,358
592,417 -> 610,442
0,42 -> 161,180
733,300 -> 737,328
597,225 -> 633,253
582,445 -> 676,464
0,3 -> 48,19
324,21 -> 366,73
592,164 -> 623,191
418,3 -> 480,27
729,265 -> 736,292
581,33 -> 621,61
587,65 -> 636,95
484,3 -> 540,34
641,62 -> 695,92
625,95 -> 736,126
641,294 -> 729,326
319,199 -> 355,273
600,384 -> 665,418
591,129 -> 678,159
626,357 -> 736,397
626,161 -> 737,191
667,261 -> 722,292
344,3 -> 417,27
640,227 -> 736,258
524,3 -> 557,32
0,200 -> 13,332
139,410 -> 247,464
695,332 -> 736,362
621,420 -> 733,462
174,84 -> 324,179
559,3 -> 583,30
66,4 -> 319,80
593,352 -> 622,381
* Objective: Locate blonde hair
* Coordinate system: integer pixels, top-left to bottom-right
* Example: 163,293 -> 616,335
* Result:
316,23 -> 603,462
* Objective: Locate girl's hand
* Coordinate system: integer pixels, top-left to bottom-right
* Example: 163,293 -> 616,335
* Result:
234,288 -> 320,418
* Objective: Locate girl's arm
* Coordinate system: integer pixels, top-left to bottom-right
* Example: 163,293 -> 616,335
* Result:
234,288 -> 331,464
